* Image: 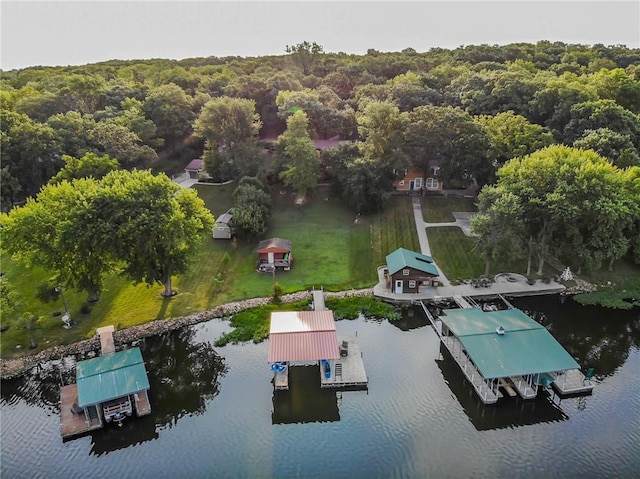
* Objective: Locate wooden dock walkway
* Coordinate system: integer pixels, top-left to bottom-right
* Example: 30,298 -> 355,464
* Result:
552,369 -> 594,395
60,384 -> 101,439
499,379 -> 517,397
274,367 -> 289,390
135,390 -> 152,416
452,295 -> 475,309
320,337 -> 368,389
96,325 -> 115,355
312,287 -> 326,311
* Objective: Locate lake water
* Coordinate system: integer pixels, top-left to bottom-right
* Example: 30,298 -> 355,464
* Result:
1,296 -> 639,478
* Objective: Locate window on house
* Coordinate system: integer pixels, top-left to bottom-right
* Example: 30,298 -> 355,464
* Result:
426,178 -> 439,189
414,178 -> 422,189
408,280 -> 416,288
399,180 -> 405,186
403,269 -> 410,276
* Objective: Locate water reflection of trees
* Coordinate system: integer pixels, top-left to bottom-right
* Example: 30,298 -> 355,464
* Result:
388,306 -> 429,331
1,358 -> 76,413
512,296 -> 640,378
142,327 -> 228,427
89,327 -> 228,455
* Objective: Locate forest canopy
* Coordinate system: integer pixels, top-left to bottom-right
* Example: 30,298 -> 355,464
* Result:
2,41 -> 639,209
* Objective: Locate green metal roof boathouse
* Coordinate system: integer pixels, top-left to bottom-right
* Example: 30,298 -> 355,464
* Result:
60,326 -> 151,439
421,301 -> 594,404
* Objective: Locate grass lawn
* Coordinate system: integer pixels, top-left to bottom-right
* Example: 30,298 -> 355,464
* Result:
427,227 -> 560,281
0,186 -> 419,358
421,195 -> 477,223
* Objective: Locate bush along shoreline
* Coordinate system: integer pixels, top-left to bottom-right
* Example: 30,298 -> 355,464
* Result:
0,288 -> 375,380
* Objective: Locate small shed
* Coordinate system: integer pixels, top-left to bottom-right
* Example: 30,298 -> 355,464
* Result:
256,237 -> 292,271
212,209 -> 233,239
386,247 -> 439,294
185,159 -> 204,179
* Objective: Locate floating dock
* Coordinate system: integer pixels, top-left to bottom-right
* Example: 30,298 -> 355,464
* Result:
320,337 -> 368,389
421,300 -> 593,405
552,369 -> 594,395
274,366 -> 289,390
60,384 -> 102,438
60,326 -> 151,438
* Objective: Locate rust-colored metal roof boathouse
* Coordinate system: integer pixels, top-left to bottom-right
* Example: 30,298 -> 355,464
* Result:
268,311 -> 340,363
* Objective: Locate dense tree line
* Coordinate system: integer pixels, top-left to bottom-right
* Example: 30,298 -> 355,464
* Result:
2,41 -> 640,279
2,41 -> 639,209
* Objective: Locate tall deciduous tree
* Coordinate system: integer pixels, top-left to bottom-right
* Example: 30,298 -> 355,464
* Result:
276,110 -> 319,196
471,186 -> 524,277
98,170 -> 214,296
193,96 -> 262,149
324,143 -> 390,213
1,171 -> 213,299
0,178 -> 114,300
488,145 -> 638,275
49,152 -> 120,184
89,120 -> 157,168
403,105 -> 491,186
356,100 -> 406,175
232,176 -> 272,237
475,110 -> 554,166
1,109 -> 59,198
573,128 -> 640,168
285,41 -> 324,75
143,83 -> 195,145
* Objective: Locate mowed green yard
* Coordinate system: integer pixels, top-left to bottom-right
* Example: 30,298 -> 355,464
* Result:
1,185 -> 418,357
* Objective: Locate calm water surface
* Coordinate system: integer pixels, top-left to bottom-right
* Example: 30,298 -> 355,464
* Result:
1,296 -> 639,478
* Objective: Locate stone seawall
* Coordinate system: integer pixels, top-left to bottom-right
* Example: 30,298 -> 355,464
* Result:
0,288 -> 373,380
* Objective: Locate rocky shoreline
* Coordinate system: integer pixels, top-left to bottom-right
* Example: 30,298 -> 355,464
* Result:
0,288 -> 374,380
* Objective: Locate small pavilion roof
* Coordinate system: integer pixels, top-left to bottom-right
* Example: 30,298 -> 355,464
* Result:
257,237 -> 292,253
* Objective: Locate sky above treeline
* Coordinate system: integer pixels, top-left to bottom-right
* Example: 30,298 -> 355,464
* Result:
1,1 -> 639,70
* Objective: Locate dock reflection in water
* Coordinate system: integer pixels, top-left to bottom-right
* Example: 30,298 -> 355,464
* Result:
272,365 -> 340,424
436,342 -> 570,431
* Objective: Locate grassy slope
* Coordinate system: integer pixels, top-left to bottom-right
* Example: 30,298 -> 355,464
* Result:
421,196 -> 477,223
1,187 -> 418,357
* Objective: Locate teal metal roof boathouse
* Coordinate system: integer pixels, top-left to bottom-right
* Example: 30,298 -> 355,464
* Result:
76,347 -> 150,408
60,326 -> 152,439
422,302 -> 593,404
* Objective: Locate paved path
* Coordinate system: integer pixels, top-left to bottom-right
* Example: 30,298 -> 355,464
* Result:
411,198 -> 479,286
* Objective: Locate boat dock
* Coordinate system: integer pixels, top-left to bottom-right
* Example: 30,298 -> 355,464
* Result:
59,325 -> 152,439
320,337 -> 368,389
552,369 -> 594,395
274,366 -> 289,390
441,335 -> 501,404
420,300 -> 592,405
60,384 -> 102,439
